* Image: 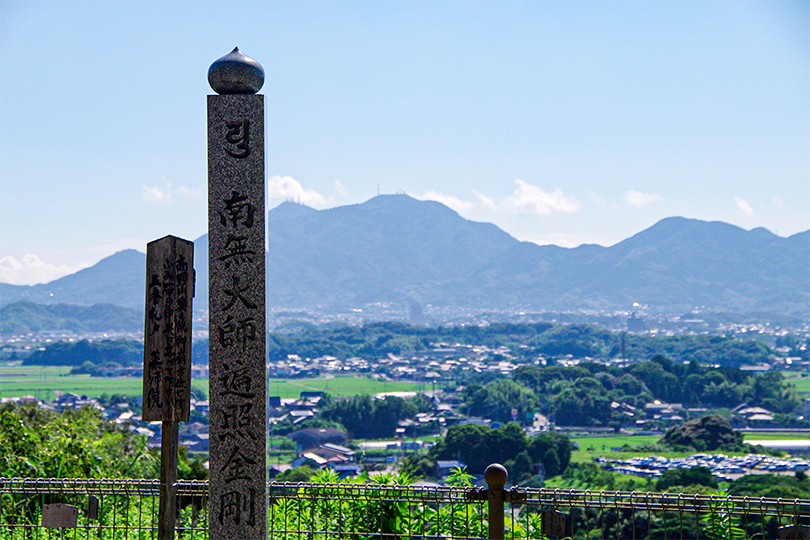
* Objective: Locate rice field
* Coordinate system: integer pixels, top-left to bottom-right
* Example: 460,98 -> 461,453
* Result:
0,362 -> 423,401
569,430 -> 810,465
266,376 -> 426,399
0,367 -> 146,401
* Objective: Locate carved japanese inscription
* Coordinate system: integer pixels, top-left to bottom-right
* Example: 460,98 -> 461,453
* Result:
208,93 -> 266,540
142,236 -> 194,422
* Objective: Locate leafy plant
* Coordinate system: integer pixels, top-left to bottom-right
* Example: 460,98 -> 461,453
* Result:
702,499 -> 745,540
267,466 -> 487,540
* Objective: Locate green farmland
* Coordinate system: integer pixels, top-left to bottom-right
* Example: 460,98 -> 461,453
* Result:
0,363 -> 424,401
266,376 -> 427,399
568,430 -> 810,466
785,371 -> 810,393
0,365 -> 145,401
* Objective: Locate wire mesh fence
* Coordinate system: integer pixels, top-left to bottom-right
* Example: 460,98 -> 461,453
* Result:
269,481 -> 485,540
0,478 -> 208,540
1,477 -> 808,540
508,487 -> 810,539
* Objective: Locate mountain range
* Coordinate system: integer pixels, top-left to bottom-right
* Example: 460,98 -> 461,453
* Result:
1,195 -> 808,317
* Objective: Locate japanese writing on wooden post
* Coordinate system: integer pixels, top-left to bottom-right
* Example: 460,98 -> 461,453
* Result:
142,235 -> 194,422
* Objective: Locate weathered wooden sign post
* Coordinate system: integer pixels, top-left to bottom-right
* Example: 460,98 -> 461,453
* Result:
141,235 -> 195,540
207,48 -> 267,540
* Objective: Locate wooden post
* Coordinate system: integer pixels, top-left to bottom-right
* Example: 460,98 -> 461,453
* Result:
142,235 -> 195,540
159,421 -> 179,540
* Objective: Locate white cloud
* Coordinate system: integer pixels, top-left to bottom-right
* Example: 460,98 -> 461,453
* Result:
267,175 -> 330,208
734,196 -> 754,216
413,191 -> 474,213
771,196 -> 785,208
334,180 -> 348,197
142,180 -> 204,205
142,183 -> 173,204
521,233 -> 601,248
623,190 -> 662,208
176,185 -> 205,201
0,254 -> 88,285
588,191 -> 609,207
502,180 -> 580,215
473,190 -> 498,210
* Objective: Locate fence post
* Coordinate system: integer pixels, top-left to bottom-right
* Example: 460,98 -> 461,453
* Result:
485,463 -> 508,540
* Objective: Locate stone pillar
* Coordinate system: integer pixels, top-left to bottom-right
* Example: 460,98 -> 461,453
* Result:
207,47 -> 266,540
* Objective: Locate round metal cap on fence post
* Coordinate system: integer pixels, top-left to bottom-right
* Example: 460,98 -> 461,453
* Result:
208,47 -> 265,94
485,464 -> 508,540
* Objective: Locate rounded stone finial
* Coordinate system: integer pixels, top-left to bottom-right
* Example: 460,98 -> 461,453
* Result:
208,47 -> 264,94
484,463 -> 508,488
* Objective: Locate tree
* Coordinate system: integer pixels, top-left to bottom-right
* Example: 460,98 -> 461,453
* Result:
656,466 -> 717,491
276,465 -> 315,482
527,432 -> 572,476
614,374 -> 646,396
746,371 -> 801,413
504,451 -> 535,483
702,381 -> 742,408
629,362 -> 682,403
23,339 -> 143,367
430,422 -> 528,474
659,414 -> 743,451
0,401 -> 157,478
553,387 -> 611,426
319,395 -> 418,439
479,379 -> 537,423
430,423 -> 572,478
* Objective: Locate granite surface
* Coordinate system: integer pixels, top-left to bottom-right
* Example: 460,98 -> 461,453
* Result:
208,93 -> 266,540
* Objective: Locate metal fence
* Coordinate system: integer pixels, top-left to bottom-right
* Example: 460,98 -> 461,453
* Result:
509,487 -> 810,540
0,478 -> 208,540
1,470 -> 808,540
269,481 -> 485,540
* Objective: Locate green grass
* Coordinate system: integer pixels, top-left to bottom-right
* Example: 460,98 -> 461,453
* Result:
568,431 -> 810,465
573,434 -> 662,450
569,434 -> 683,464
785,371 -> 810,393
0,373 -> 146,401
544,471 -> 654,491
0,363 -> 424,401
742,432 -> 810,440
266,376 -> 426,399
0,363 -> 71,376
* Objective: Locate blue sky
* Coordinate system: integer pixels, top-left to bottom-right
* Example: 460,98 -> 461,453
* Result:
1,1 -> 808,285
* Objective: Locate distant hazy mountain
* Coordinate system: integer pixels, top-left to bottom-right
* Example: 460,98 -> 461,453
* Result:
1,195 -> 807,317
0,249 -> 146,309
461,218 -> 810,315
0,302 -> 143,335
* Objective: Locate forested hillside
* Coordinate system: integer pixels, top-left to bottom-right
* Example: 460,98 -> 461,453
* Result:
1,302 -> 143,335
17,320 -> 790,371
266,321 -> 787,367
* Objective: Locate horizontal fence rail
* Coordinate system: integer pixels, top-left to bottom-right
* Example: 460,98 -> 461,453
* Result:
1,477 -> 808,540
269,482 -> 485,540
509,487 -> 810,540
0,478 -> 208,540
